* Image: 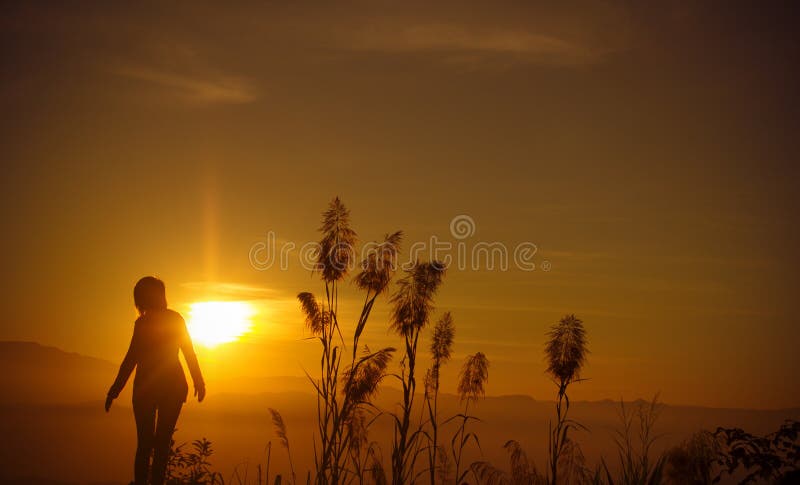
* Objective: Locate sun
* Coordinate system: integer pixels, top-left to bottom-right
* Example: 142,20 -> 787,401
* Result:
187,301 -> 255,347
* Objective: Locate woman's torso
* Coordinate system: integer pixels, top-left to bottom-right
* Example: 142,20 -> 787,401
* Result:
132,309 -> 188,403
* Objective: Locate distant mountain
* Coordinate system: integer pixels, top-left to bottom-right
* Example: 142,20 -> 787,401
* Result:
0,341 -> 118,405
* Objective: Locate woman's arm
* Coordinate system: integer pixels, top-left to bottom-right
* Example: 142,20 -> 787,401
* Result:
106,323 -> 139,410
179,315 -> 205,402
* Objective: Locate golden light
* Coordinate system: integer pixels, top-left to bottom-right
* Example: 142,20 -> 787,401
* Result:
187,301 -> 255,347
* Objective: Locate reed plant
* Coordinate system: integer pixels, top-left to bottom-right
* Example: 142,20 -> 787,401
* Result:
450,351 -> 489,485
269,408 -> 297,485
601,395 -> 665,485
296,197 -> 401,484
545,314 -> 588,485
388,260 -> 447,484
424,312 -> 455,485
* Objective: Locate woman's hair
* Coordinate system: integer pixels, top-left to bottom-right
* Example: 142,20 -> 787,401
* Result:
133,276 -> 167,315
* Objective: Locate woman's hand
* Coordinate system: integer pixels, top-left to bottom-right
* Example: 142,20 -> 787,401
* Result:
194,383 -> 206,403
104,395 -> 114,412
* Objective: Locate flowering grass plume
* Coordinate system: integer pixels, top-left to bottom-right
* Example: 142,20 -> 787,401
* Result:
342,346 -> 395,405
316,196 -> 357,283
297,292 -> 328,335
354,231 -> 403,295
458,351 -> 489,403
389,261 -> 446,337
545,314 -> 587,384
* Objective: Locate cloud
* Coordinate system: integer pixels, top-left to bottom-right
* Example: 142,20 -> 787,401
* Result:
115,65 -> 257,105
180,281 -> 280,300
344,23 -> 611,66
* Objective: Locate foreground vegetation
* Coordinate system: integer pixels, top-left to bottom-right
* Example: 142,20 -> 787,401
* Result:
170,198 -> 799,485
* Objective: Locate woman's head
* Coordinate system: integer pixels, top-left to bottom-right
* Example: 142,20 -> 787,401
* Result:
133,276 -> 167,315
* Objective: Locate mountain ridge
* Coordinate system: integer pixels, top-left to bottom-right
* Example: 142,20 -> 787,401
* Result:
2,340 -> 798,412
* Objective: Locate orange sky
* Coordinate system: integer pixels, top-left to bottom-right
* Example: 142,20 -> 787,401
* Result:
1,1 -> 798,409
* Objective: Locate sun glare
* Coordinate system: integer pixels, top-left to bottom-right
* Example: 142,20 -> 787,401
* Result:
187,301 -> 255,347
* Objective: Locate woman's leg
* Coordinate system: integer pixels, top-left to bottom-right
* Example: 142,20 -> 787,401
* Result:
132,399 -> 157,485
151,399 -> 183,485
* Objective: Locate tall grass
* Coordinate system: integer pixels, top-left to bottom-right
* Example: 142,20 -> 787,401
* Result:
601,395 -> 665,485
450,352 -> 489,484
291,198 -> 469,484
167,255 -> 799,485
296,197 -> 401,484
424,312 -> 455,485
269,408 -> 297,485
389,260 -> 447,484
545,314 -> 588,485
471,440 -> 547,485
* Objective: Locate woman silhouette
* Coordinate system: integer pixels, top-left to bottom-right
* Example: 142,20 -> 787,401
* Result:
106,276 -> 205,485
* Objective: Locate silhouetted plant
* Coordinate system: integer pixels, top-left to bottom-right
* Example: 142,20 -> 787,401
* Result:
545,314 -> 588,485
342,346 -> 396,407
338,346 -> 394,484
437,445 -> 454,484
263,442 -> 272,485
449,351 -> 489,485
471,440 -> 547,485
713,419 -> 799,484
557,439 -> 594,484
389,260 -> 446,484
368,446 -> 389,485
601,395 -> 665,485
346,408 -> 387,485
316,197 -> 357,284
166,437 -> 224,485
297,198 -> 401,485
662,430 -> 720,485
471,438 -> 598,485
311,197 -> 356,484
425,312 -> 456,485
332,343 -> 395,482
269,408 -> 297,485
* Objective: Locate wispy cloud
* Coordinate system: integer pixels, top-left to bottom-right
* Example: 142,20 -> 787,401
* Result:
115,65 -> 257,105
180,281 -> 280,300
344,23 -> 611,66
